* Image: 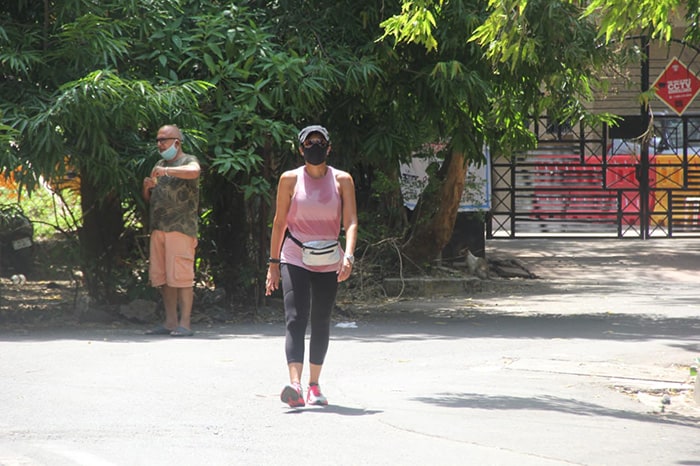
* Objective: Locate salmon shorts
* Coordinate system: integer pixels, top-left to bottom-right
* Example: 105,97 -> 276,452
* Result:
148,230 -> 198,288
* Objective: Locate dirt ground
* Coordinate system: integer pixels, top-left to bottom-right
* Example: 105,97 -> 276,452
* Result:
0,277 -> 77,324
0,231 -> 548,329
0,236 -> 514,327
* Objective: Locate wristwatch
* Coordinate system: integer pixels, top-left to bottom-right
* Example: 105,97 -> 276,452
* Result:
344,254 -> 355,265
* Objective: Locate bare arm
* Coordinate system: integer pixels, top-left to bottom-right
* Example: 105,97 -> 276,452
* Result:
142,164 -> 160,202
337,171 -> 358,282
143,159 -> 201,202
152,160 -> 201,180
142,176 -> 156,202
265,171 -> 296,295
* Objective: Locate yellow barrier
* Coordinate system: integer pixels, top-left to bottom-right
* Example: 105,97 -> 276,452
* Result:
652,154 -> 700,226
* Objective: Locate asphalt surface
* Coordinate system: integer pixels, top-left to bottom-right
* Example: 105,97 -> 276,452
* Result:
1,238 -> 699,466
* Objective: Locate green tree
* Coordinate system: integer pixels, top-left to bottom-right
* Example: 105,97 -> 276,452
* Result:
0,1 -> 210,300
122,2 -> 348,302
6,0 -> 691,309
379,0 -> 618,266
1,1 -> 391,304
256,1 -> 504,268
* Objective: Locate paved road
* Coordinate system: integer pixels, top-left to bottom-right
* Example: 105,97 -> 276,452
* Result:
1,238 -> 699,465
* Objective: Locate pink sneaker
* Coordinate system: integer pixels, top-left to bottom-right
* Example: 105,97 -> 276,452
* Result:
280,383 -> 305,408
306,383 -> 328,406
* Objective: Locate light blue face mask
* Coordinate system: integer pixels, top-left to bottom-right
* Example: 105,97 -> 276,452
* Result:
159,141 -> 178,161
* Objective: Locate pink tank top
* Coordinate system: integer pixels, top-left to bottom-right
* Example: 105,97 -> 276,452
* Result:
281,165 -> 344,272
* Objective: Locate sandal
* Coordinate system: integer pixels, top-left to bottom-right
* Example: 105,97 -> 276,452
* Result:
145,325 -> 173,335
170,326 -> 194,337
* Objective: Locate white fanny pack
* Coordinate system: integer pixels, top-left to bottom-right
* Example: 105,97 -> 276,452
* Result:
300,240 -> 341,266
286,231 -> 341,266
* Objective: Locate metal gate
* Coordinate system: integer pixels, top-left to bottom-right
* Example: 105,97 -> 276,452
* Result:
488,114 -> 700,238
488,36 -> 700,239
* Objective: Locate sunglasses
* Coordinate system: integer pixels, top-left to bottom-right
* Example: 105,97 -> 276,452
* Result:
303,139 -> 328,148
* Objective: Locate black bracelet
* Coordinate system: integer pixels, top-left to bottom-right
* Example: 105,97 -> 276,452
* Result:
268,257 -> 281,264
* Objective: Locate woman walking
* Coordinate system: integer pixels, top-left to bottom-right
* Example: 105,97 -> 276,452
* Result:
265,125 -> 358,407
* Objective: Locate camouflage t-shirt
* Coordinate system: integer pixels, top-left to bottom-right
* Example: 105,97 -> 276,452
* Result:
149,154 -> 200,238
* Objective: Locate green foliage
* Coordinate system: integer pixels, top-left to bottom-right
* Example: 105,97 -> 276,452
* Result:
21,188 -> 82,240
379,1 -> 443,51
583,0 -> 688,44
378,0 -> 676,159
385,1 -> 699,52
0,1 -> 214,301
3,0 -> 696,304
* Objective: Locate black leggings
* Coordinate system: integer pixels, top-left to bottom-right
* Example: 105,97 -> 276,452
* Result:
281,263 -> 338,365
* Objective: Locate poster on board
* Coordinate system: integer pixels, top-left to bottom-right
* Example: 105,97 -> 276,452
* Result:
400,147 -> 491,212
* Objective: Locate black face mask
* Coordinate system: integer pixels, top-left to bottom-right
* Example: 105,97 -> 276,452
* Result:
303,144 -> 327,166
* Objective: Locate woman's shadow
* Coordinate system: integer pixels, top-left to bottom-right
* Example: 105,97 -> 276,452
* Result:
284,404 -> 383,416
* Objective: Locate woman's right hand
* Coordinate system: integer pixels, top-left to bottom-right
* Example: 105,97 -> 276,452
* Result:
265,264 -> 280,296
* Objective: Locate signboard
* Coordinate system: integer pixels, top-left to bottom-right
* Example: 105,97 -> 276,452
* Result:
400,148 -> 491,212
652,57 -> 700,116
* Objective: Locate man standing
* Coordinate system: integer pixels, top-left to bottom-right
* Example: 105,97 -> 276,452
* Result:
142,125 -> 201,337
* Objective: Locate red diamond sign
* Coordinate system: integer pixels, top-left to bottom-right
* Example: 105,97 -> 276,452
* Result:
653,57 -> 700,116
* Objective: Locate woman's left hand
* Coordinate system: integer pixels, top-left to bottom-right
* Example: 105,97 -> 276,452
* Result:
337,257 -> 353,282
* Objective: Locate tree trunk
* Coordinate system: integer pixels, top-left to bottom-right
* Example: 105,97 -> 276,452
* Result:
79,176 -> 125,302
402,148 -> 468,267
204,173 -> 250,302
